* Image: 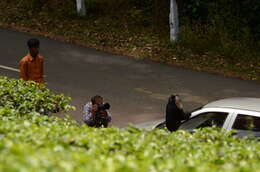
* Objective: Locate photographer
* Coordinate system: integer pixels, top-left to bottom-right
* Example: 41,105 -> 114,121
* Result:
83,95 -> 111,127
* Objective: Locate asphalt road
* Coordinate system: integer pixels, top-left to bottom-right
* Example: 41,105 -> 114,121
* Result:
0,27 -> 259,127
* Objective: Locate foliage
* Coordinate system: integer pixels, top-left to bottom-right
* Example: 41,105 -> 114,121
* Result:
180,0 -> 260,41
10,0 -> 76,17
83,0 -> 152,26
0,76 -> 75,115
177,24 -> 258,59
0,106 -> 260,171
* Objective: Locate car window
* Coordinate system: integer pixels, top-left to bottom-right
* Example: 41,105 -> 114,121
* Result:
179,112 -> 228,130
232,114 -> 260,131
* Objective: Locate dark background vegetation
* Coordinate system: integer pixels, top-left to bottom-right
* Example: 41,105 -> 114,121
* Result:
0,0 -> 259,80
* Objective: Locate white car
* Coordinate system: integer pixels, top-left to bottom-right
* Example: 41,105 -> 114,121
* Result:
159,97 -> 260,137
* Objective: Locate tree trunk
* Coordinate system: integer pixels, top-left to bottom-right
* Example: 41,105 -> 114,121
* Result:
76,0 -> 86,16
169,0 -> 179,41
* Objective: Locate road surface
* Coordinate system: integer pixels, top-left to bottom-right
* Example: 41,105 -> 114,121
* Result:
0,27 -> 259,127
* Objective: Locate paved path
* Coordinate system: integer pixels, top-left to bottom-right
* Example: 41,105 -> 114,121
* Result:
0,27 -> 259,127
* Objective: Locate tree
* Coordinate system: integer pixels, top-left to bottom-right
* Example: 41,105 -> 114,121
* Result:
76,0 -> 86,16
169,0 -> 179,41
153,0 -> 179,41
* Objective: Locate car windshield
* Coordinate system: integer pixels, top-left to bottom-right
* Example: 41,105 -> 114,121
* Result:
179,112 -> 228,130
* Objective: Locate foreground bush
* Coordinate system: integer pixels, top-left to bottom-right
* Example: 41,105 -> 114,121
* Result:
0,77 -> 260,171
0,76 -> 75,115
0,108 -> 260,172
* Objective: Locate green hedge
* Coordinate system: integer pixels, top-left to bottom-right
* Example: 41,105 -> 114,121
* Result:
0,107 -> 260,171
0,76 -> 260,171
0,76 -> 75,115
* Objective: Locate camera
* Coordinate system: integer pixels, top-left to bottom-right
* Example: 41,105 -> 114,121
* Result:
94,103 -> 110,124
97,103 -> 110,111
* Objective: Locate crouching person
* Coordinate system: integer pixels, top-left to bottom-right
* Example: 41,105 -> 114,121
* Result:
83,95 -> 111,128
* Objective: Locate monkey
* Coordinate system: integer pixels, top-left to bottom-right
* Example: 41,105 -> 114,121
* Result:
165,95 -> 190,132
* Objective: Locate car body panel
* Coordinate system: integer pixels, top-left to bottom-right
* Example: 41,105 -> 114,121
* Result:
203,97 -> 260,113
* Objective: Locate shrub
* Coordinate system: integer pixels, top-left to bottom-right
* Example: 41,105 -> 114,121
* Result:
0,76 -> 75,115
0,107 -> 260,171
0,77 -> 260,171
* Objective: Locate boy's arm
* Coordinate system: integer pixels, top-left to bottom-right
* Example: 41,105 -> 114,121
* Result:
19,60 -> 28,81
83,103 -> 94,121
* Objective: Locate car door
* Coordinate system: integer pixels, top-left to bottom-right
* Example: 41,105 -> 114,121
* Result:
228,110 -> 260,138
179,108 -> 233,130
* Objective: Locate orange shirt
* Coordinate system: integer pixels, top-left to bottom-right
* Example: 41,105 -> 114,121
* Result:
19,54 -> 44,83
